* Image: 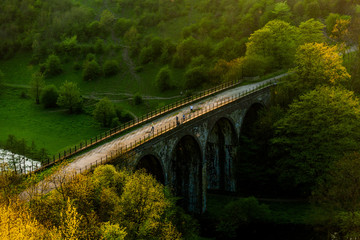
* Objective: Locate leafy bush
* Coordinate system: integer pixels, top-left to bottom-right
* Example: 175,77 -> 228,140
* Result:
115,107 -> 134,123
41,85 -> 59,108
139,46 -> 153,64
57,81 -> 82,113
188,55 -> 207,69
93,97 -> 116,127
156,66 -> 172,91
58,35 -> 78,56
83,59 -> 102,81
133,93 -> 143,105
217,197 -> 271,238
184,66 -> 208,89
44,54 -> 63,77
115,18 -> 133,36
103,60 -> 120,77
242,55 -> 273,77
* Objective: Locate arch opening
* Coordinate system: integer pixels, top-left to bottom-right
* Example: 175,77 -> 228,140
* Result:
206,117 -> 237,192
171,135 -> 203,213
240,103 -> 264,138
136,155 -> 165,184
238,102 -> 268,195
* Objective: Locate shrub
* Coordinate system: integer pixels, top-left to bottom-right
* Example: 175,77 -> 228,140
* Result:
217,197 -> 271,238
139,46 -> 153,64
59,35 -> 78,56
156,66 -> 172,91
103,60 -> 120,77
188,55 -> 207,69
115,18 -> 133,36
184,66 -> 208,89
115,107 -> 134,123
93,97 -> 116,127
73,61 -> 81,71
44,54 -> 62,77
242,55 -> 272,77
83,59 -> 102,81
133,93 -> 143,105
57,81 -> 82,113
41,85 -> 59,108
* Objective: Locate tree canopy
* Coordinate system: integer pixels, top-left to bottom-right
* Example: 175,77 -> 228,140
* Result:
246,20 -> 300,69
57,81 -> 82,113
272,86 -> 360,192
293,42 -> 350,91
93,97 -> 116,127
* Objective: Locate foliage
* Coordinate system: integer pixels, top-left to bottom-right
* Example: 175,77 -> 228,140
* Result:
173,37 -> 211,68
93,97 -> 116,127
314,152 -> 360,213
272,1 -> 292,22
293,42 -> 350,91
272,86 -> 360,193
242,55 -> 272,77
115,18 -> 133,36
41,85 -> 59,108
115,107 -> 134,123
44,54 -> 63,77
30,72 -> 45,104
156,66 -> 172,91
103,59 -> 120,77
217,197 -> 271,238
313,152 -> 360,238
246,20 -> 299,69
1,134 -> 49,163
184,66 -> 208,89
83,59 -> 102,81
112,170 -> 181,239
331,18 -> 351,43
213,37 -> 246,61
0,200 -> 60,239
57,81 -> 82,113
100,222 -> 127,240
210,58 -> 243,83
58,35 -> 79,56
298,18 -> 326,44
0,166 -> 24,203
133,92 -> 143,105
27,165 -> 194,239
59,198 -> 83,239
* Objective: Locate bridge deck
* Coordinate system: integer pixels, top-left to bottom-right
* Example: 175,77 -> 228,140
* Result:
20,74 -> 286,200
66,74 -> 285,174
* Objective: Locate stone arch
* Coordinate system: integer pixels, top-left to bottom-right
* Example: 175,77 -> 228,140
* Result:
237,102 -> 266,194
170,135 -> 203,213
240,102 -> 264,138
135,154 -> 165,185
206,117 -> 238,192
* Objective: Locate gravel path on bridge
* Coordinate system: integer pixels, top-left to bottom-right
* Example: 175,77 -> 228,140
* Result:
19,72 -> 286,200
55,73 -> 288,173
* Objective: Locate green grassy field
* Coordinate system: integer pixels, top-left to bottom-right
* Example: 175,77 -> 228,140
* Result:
0,87 -> 103,155
0,53 -> 184,155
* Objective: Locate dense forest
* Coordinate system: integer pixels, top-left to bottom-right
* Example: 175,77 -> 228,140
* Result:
1,0 -> 360,239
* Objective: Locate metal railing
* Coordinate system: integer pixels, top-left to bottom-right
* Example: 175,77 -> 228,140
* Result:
31,78 -> 248,173
63,80 -> 275,176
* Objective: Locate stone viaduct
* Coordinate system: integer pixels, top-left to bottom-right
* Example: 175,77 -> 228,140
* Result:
114,86 -> 272,213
